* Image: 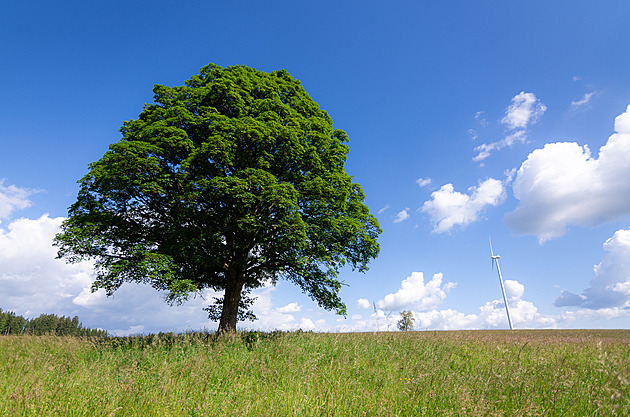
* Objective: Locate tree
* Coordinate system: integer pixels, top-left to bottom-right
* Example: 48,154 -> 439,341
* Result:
26,313 -> 57,335
55,64 -> 381,333
397,310 -> 415,331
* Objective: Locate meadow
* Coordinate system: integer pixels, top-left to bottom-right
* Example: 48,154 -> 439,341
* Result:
1,330 -> 629,416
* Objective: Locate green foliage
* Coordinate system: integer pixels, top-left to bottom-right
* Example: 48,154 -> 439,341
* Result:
0,308 -> 25,335
397,310 -> 415,331
55,64 -> 381,332
0,308 -> 107,337
203,289 -> 257,322
0,309 -> 26,335
2,330 -> 630,415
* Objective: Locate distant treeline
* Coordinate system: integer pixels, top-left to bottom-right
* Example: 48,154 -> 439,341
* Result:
0,308 -> 107,337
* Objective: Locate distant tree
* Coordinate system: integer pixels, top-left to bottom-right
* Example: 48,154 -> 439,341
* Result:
27,313 -> 57,335
0,309 -> 27,335
0,309 -> 11,334
69,316 -> 82,336
0,309 -> 107,337
397,310 -> 415,331
0,309 -> 7,334
55,64 -> 382,333
7,313 -> 26,335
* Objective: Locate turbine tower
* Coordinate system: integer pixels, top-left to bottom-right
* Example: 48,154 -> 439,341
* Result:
490,238 -> 513,330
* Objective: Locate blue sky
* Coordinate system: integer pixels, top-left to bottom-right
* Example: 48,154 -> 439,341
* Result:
2,1 -> 630,334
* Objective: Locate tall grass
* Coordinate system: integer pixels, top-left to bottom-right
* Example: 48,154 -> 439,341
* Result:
1,330 -> 629,416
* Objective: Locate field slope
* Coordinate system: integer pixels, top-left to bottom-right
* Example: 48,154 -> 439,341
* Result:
1,330 -> 629,416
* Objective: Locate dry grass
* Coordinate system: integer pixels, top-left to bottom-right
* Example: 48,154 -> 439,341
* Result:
1,330 -> 629,416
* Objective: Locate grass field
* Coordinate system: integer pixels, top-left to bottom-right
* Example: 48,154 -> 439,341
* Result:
1,330 -> 629,416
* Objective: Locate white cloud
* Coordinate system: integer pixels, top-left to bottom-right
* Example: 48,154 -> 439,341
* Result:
239,286 -> 300,331
505,105 -> 630,242
555,228 -> 630,309
0,215 -> 94,316
556,307 -> 630,324
0,213 -> 320,335
475,111 -> 489,127
408,279 -> 539,330
0,212 -> 226,334
345,275 -> 557,331
356,298 -> 371,309
501,91 -> 547,130
473,92 -> 546,161
416,177 -> 432,188
421,178 -> 505,233
340,271 -> 630,332
378,204 -> 390,215
504,168 -> 517,183
571,92 -> 595,109
504,279 -> 524,301
299,318 -> 315,330
276,302 -> 302,313
377,272 -> 456,311
370,275 -> 629,331
393,208 -> 410,223
242,285 -> 336,332
0,180 -> 35,220
0,215 -> 212,334
72,286 -> 108,308
473,131 -> 527,162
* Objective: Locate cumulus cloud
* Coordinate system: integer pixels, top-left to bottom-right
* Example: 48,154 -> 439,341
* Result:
377,272 -> 456,311
555,307 -> 630,324
473,92 -> 546,161
356,298 -> 371,309
299,318 -> 315,331
0,214 -> 239,334
393,208 -> 410,223
501,92 -> 547,130
341,270 -> 630,333
403,278 -> 540,330
473,131 -> 527,162
276,302 -> 302,313
504,279 -> 525,301
0,180 -> 36,220
240,285 -> 329,332
505,105 -> 630,242
555,228 -> 630,309
571,92 -> 595,109
416,177 -> 432,188
421,178 -> 505,233
0,213 -> 320,335
475,111 -> 489,127
345,275 -> 562,331
0,215 -> 94,315
504,168 -> 517,183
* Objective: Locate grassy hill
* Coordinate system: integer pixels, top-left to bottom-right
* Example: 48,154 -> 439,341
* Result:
2,330 -> 629,415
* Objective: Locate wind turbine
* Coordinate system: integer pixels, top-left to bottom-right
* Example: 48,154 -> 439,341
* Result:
490,238 -> 513,330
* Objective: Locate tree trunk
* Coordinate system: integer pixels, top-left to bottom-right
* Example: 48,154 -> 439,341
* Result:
217,269 -> 245,333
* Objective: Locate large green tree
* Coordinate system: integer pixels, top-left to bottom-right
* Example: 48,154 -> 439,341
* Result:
55,64 -> 381,332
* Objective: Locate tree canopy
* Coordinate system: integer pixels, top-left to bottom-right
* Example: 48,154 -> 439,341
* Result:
397,310 -> 415,331
55,64 -> 381,332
